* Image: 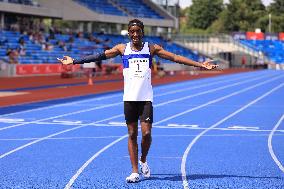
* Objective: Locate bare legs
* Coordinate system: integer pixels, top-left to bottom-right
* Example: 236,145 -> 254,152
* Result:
127,122 -> 139,173
140,122 -> 152,163
127,121 -> 152,173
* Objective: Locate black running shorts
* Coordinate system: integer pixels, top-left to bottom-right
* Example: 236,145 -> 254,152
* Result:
124,101 -> 153,124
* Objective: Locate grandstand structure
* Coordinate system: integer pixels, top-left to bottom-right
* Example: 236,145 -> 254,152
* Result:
0,0 -> 204,77
175,33 -> 284,70
0,0 -> 283,77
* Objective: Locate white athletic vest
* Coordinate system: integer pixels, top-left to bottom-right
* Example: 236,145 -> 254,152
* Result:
122,42 -> 153,102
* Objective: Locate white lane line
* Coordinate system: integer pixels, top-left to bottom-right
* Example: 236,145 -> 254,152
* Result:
0,136 -> 122,141
0,118 -> 25,123
0,71 -> 272,132
154,71 -> 260,97
64,76 -> 284,189
228,126 -> 259,130
268,114 -> 284,173
155,75 -> 284,125
52,120 -> 83,124
0,71 -> 265,119
155,74 -> 275,108
1,133 -> 284,141
123,155 -> 182,159
153,71 -> 260,92
0,102 -> 122,132
0,93 -> 123,117
0,70 -> 236,117
19,121 -> 284,133
0,114 -> 124,159
64,135 -> 128,189
168,124 -> 199,128
181,83 -> 284,189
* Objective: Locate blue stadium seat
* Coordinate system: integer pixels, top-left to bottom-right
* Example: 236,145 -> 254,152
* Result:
240,39 -> 284,64
0,30 -> 203,65
113,0 -> 163,19
73,0 -> 127,16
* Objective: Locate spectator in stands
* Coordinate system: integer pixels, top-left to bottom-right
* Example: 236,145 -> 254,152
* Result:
18,37 -> 26,56
39,21 -> 45,32
49,25 -> 55,39
6,48 -> 19,64
57,40 -> 67,52
57,19 -> 218,183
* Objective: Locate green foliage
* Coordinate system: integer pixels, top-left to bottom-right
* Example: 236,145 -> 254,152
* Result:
268,0 -> 284,16
187,0 -> 223,29
221,0 -> 266,32
179,0 -> 284,33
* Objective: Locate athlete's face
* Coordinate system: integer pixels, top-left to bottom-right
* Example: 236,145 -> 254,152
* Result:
128,25 -> 143,45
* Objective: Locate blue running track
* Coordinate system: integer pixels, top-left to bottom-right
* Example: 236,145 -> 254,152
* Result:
0,70 -> 283,188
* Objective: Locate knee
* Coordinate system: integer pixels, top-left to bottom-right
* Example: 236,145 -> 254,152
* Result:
128,130 -> 138,141
142,131 -> 151,140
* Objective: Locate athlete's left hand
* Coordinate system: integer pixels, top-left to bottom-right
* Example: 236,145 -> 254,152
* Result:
201,60 -> 219,70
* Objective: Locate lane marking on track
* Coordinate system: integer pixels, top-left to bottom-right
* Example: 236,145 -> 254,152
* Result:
181,82 -> 284,189
0,114 -> 124,159
0,71 -> 266,120
64,75 -> 284,189
1,133 -> 284,141
0,118 -> 25,123
268,114 -> 284,173
0,102 -> 122,132
108,121 -> 127,126
0,72 -> 272,132
9,122 -> 284,132
168,124 -> 199,128
228,125 -> 259,130
0,93 -> 123,117
0,73 -> 281,188
52,120 -> 82,124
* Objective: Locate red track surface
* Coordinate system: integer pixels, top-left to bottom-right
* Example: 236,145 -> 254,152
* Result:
0,69 -> 253,107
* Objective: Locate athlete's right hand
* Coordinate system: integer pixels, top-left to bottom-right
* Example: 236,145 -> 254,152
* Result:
57,56 -> 74,65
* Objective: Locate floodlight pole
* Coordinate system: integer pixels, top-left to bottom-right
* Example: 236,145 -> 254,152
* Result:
269,13 -> 271,33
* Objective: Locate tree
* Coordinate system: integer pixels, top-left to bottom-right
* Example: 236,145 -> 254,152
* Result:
267,0 -> 284,32
268,0 -> 284,16
187,0 -> 223,30
221,0 -> 266,32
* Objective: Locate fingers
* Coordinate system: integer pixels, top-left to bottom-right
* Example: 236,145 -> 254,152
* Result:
57,58 -> 63,62
213,64 -> 219,68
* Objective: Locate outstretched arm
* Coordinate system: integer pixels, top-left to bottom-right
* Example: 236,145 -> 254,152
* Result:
57,44 -> 125,65
151,44 -> 218,70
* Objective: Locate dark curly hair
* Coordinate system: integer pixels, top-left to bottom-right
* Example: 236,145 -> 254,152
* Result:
128,19 -> 144,32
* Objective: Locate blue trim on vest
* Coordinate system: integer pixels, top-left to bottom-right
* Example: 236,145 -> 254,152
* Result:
122,54 -> 152,68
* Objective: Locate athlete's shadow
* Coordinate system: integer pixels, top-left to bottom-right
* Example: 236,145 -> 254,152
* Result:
149,174 -> 282,181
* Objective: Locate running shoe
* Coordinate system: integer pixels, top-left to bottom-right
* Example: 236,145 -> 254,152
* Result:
139,160 -> 150,178
126,173 -> 140,183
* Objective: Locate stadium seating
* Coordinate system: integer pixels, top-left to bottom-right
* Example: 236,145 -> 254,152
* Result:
0,0 -> 38,6
112,0 -> 164,19
0,30 -> 202,65
73,0 -> 127,16
240,39 -> 284,64
72,0 -> 163,19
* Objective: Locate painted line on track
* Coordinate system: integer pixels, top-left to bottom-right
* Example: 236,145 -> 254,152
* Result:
0,72 -> 272,132
63,75 -> 284,188
2,133 -> 284,141
268,114 -> 284,173
181,83 -> 284,189
0,71 -> 261,118
0,114 -> 124,159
